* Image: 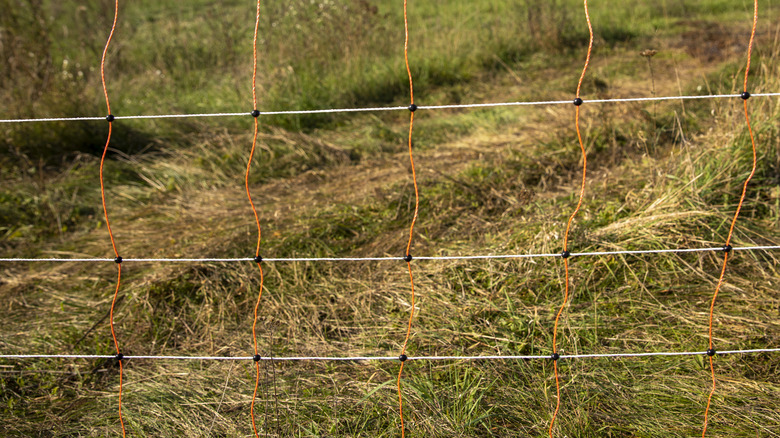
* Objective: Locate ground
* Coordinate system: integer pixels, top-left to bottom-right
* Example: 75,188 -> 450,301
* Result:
1,0 -> 779,437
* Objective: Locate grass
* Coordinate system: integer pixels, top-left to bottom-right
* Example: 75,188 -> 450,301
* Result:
2,0 -> 780,436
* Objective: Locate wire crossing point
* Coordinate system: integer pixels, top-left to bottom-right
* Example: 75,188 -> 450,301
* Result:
702,1 -> 760,436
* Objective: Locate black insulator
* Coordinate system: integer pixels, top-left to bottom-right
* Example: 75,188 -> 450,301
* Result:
254,255 -> 263,263
403,254 -> 413,262
722,245 -> 732,253
115,353 -> 124,361
399,354 -> 408,362
706,348 -> 716,357
573,97 -> 583,106
561,251 -> 571,259
114,256 -> 123,264
106,114 -> 115,122
251,110 -> 261,117
740,91 -> 751,100
253,354 -> 262,362
408,104 -> 417,112
551,353 -> 560,361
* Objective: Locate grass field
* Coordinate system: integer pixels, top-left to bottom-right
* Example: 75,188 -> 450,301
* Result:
2,0 -> 780,436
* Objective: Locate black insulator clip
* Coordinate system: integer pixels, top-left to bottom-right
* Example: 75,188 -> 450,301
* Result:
722,245 -> 732,253
114,256 -> 123,264
106,114 -> 115,122
706,348 -> 716,357
551,353 -> 560,361
399,354 -> 408,362
254,255 -> 263,263
573,97 -> 583,106
740,91 -> 751,100
561,251 -> 571,259
251,110 -> 261,117
403,254 -> 413,262
115,353 -> 124,361
253,354 -> 262,362
408,104 -> 417,112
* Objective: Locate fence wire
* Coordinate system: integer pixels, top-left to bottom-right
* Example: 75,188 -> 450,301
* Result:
1,93 -> 779,124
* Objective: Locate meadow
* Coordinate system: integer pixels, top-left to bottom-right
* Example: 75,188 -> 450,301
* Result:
1,0 -> 780,436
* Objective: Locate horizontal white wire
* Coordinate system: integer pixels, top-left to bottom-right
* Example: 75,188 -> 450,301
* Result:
1,93 -> 778,123
0,355 -> 116,359
2,245 -> 778,263
260,106 -> 408,115
2,348 -> 779,361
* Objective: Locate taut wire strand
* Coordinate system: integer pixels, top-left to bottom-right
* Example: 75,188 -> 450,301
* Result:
3,245 -> 780,263
702,2 -> 759,436
550,1 -> 593,436
397,1 -> 418,436
4,348 -> 780,362
5,93 -> 780,124
98,1 -> 125,435
246,1 -> 265,437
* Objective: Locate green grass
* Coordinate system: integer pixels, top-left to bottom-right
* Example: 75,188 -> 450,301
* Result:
2,0 -> 780,436
3,0 -> 775,158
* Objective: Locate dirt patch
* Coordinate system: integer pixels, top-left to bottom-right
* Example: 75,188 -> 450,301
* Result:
676,20 -> 746,62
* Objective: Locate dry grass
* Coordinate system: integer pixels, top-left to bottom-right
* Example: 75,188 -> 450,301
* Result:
2,2 -> 780,437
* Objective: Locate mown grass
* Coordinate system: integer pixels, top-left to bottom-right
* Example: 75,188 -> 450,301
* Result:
2,0 -> 780,437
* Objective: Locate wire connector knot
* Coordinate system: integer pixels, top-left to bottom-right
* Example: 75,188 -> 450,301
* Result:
115,353 -> 124,361
561,251 -> 571,259
114,256 -> 123,264
740,91 -> 751,100
106,114 -> 115,122
399,354 -> 408,362
551,353 -> 560,361
254,255 -> 263,263
251,110 -> 261,117
253,354 -> 262,362
722,245 -> 732,253
573,98 -> 584,106
706,348 -> 716,357
408,104 -> 417,112
403,254 -> 413,262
